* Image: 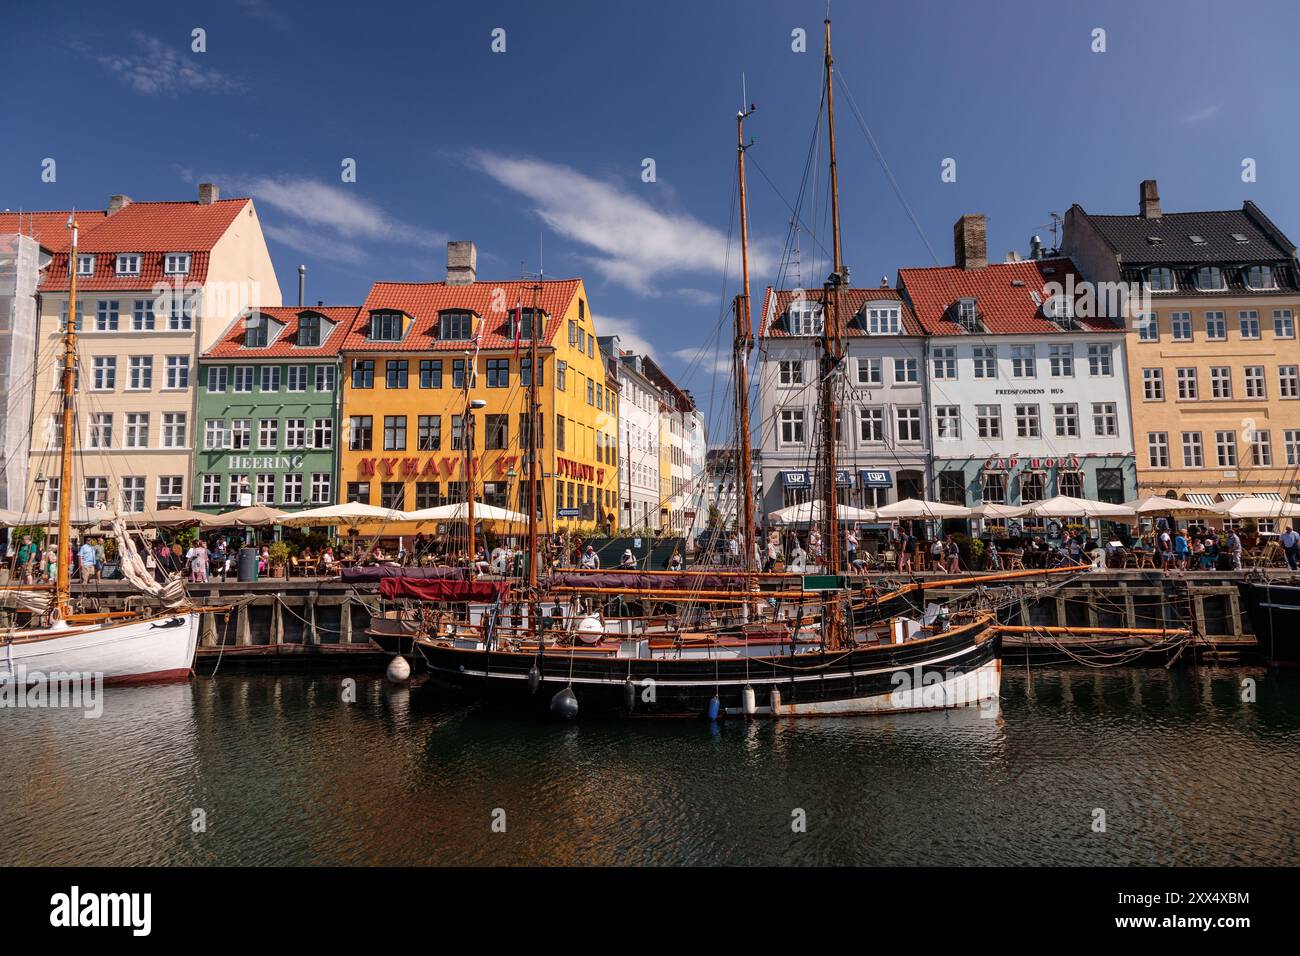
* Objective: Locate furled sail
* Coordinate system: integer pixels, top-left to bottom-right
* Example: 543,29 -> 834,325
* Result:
111,519 -> 189,607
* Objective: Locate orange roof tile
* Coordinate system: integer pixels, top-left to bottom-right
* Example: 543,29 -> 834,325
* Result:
898,257 -> 1118,335
204,306 -> 359,359
341,279 -> 582,352
2,198 -> 251,292
0,210 -> 108,251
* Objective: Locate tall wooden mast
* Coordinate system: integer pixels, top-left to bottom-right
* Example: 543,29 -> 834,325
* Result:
56,215 -> 79,616
734,103 -> 757,576
820,17 -> 846,581
527,279 -> 541,598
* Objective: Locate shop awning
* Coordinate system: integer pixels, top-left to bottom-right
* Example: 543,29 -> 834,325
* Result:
836,469 -> 853,487
859,469 -> 893,488
1218,492 -> 1246,502
1255,492 -> 1283,500
781,470 -> 811,488
1183,493 -> 1217,506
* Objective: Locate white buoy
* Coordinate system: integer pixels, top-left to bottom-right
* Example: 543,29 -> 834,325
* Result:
386,655 -> 411,683
576,614 -> 604,645
742,685 -> 757,715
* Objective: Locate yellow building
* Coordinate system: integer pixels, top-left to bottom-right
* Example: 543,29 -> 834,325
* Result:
1065,182 -> 1300,506
337,242 -> 619,537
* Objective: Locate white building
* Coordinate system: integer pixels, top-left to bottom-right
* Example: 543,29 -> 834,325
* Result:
897,215 -> 1136,507
756,286 -> 931,516
600,336 -> 662,530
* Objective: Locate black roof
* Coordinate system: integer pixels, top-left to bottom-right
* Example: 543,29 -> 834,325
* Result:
1076,201 -> 1296,265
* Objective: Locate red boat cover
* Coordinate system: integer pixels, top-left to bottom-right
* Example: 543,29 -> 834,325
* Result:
379,577 -> 508,602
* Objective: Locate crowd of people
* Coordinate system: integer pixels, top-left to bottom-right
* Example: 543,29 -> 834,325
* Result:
8,518 -> 1295,586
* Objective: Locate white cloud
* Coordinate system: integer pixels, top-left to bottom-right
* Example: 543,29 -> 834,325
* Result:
96,32 -> 243,96
669,346 -> 731,375
597,315 -> 658,360
216,175 -> 443,265
471,153 -> 773,295
1182,104 -> 1219,124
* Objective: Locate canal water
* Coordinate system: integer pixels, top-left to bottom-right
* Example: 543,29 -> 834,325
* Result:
2,667 -> 1296,866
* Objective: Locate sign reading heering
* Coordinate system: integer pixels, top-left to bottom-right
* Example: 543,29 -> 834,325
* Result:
227,455 -> 305,471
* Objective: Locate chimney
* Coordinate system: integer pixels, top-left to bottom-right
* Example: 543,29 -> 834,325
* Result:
1140,179 -> 1161,219
107,194 -> 132,216
446,240 -> 477,285
198,182 -> 220,205
1029,235 -> 1043,259
953,214 -> 987,269
298,264 -> 306,307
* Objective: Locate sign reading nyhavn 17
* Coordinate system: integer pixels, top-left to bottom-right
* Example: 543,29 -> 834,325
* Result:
357,455 -> 519,479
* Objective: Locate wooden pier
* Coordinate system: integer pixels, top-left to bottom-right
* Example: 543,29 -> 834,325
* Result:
18,569 -> 1288,669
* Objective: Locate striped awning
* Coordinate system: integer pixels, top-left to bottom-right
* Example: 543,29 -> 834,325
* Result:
1184,493 -> 1217,505
1218,492 -> 1246,501
1255,492 -> 1283,500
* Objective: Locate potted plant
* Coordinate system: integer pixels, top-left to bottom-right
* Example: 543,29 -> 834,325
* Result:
268,541 -> 292,578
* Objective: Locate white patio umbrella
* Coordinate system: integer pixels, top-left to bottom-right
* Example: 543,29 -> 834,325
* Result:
1027,495 -> 1135,519
403,502 -> 529,524
278,501 -> 412,527
874,498 -> 972,519
766,500 -> 877,524
1213,496 -> 1300,520
1122,495 -> 1219,515
969,503 -> 1031,519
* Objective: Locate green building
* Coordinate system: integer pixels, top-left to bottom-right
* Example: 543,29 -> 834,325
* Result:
194,306 -> 356,511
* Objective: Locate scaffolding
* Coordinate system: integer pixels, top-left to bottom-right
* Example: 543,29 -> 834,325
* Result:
0,233 -> 39,512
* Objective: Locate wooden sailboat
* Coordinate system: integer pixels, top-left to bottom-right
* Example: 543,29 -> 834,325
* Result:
412,20 -> 1001,717
1,215 -> 201,685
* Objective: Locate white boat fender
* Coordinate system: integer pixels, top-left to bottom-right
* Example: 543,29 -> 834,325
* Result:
577,614 -> 603,645
527,665 -> 541,693
386,655 -> 412,683
741,685 -> 757,715
550,686 -> 579,719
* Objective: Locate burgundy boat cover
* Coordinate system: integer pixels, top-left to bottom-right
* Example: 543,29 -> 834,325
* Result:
379,577 -> 509,602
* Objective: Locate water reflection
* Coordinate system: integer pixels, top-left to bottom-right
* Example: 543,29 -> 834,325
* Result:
1,667 -> 1295,866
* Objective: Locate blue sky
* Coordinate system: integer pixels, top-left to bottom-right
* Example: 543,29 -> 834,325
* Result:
5,0 -> 1300,409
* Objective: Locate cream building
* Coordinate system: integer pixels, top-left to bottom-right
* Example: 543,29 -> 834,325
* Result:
1,185 -> 281,514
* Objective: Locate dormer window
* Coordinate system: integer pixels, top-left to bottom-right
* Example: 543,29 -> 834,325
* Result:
369,310 -> 405,341
115,254 -> 141,276
1193,266 -> 1225,291
1244,265 -> 1277,290
437,311 -> 473,340
956,297 -> 980,332
76,255 -> 95,276
297,312 -> 321,347
164,253 -> 191,275
861,301 -> 900,335
1044,294 -> 1075,327
510,308 -> 542,339
786,300 -> 823,335
245,313 -> 269,348
1145,267 -> 1176,292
